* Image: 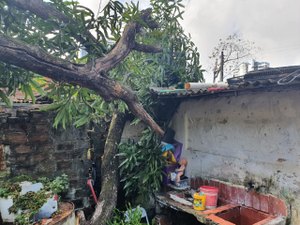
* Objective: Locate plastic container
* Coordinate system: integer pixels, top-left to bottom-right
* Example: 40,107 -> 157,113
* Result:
193,192 -> 206,210
200,186 -> 219,209
0,197 -> 16,223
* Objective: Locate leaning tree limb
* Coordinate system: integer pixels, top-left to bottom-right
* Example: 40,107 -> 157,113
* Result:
0,9 -> 164,136
1,1 -> 165,224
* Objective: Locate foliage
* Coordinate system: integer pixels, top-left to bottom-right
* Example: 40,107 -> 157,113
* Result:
112,0 -> 204,89
0,183 -> 21,198
10,191 -> 49,225
209,33 -> 259,81
108,205 -> 143,225
43,174 -> 69,194
118,129 -> 165,201
0,174 -> 69,225
0,0 -> 203,130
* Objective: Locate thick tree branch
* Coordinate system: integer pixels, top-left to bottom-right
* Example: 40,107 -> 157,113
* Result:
133,42 -> 162,53
5,0 -> 69,22
92,9 -> 159,73
92,21 -> 137,73
0,34 -> 85,80
0,34 -> 164,135
7,0 -> 161,74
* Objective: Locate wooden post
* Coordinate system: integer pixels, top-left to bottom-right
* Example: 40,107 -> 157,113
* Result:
219,51 -> 224,82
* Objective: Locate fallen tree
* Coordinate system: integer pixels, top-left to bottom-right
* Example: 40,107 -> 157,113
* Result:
0,0 -> 164,136
0,0 -> 203,223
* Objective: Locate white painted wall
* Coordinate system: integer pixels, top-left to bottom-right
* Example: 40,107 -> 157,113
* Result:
171,90 -> 300,196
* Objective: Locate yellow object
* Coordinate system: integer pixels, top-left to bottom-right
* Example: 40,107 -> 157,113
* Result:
193,192 -> 206,211
162,150 -> 176,164
87,148 -> 94,160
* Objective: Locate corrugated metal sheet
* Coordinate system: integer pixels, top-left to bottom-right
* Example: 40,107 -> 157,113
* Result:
151,65 -> 300,99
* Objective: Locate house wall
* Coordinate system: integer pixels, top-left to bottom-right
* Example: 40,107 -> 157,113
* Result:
171,90 -> 300,223
0,105 -> 90,206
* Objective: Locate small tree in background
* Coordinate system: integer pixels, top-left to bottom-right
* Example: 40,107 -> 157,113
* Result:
209,33 -> 259,82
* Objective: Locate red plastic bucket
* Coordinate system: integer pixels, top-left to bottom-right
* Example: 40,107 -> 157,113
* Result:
200,186 -> 219,209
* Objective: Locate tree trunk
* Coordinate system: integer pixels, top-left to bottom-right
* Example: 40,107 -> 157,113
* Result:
86,112 -> 126,225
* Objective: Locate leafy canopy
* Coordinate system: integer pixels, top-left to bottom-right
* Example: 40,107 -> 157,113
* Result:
0,0 -> 203,128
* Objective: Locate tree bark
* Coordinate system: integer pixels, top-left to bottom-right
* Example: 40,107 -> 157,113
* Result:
87,112 -> 126,225
0,32 -> 163,136
1,1 -> 165,223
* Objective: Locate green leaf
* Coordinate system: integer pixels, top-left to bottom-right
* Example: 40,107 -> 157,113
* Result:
74,115 -> 89,127
0,90 -> 12,107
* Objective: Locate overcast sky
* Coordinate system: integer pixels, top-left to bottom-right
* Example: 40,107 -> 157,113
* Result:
78,0 -> 300,81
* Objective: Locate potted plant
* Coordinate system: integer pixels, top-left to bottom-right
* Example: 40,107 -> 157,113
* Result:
0,174 -> 69,225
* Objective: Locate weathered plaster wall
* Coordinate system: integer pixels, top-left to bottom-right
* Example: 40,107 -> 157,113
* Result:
0,105 -> 90,205
121,121 -> 146,142
171,90 -> 300,222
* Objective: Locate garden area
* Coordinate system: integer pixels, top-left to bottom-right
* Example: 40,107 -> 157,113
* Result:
0,0 -> 203,224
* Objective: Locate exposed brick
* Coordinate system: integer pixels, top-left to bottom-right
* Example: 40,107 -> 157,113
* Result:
30,111 -> 48,121
8,123 -> 28,132
57,161 -> 73,170
0,114 -> 9,123
29,134 -> 49,143
71,149 -> 84,158
35,144 -> 53,152
5,132 -> 28,144
0,145 -> 6,170
57,143 -> 74,151
34,160 -> 56,174
16,109 -> 30,118
16,155 -> 27,162
31,153 -> 48,162
53,152 -> 71,160
7,117 -> 27,124
34,124 -> 50,133
1,106 -> 90,204
15,145 -> 32,154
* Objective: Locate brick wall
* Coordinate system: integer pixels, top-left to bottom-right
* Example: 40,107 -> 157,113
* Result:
0,105 -> 91,204
0,144 -> 6,171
